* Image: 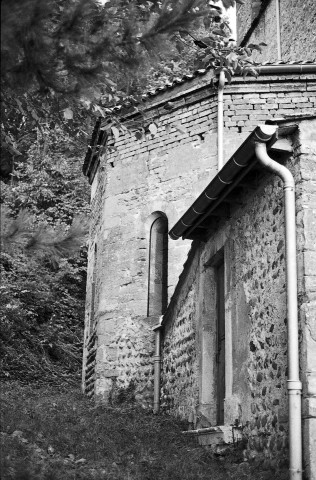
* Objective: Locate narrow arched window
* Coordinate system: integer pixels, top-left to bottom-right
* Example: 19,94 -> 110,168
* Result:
147,215 -> 168,316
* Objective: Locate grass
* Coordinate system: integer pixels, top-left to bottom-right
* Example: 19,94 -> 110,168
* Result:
0,382 -> 279,480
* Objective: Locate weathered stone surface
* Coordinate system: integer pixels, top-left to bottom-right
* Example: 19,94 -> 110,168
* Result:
237,0 -> 316,64
82,33 -> 316,478
159,120 -> 316,474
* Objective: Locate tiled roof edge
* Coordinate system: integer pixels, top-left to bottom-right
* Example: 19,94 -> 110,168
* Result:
108,61 -> 316,114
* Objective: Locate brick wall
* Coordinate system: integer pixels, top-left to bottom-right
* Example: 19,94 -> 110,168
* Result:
223,76 -> 316,132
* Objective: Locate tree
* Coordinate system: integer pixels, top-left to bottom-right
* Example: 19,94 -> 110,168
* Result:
1,0 -> 256,179
0,124 -> 90,384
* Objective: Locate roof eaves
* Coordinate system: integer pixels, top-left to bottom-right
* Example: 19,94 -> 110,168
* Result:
169,124 -> 281,241
83,62 -> 316,179
102,62 -> 316,120
138,61 -> 316,105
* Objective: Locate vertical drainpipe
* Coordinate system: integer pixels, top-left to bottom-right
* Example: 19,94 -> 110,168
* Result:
217,70 -> 226,171
255,141 -> 302,480
150,70 -> 228,412
275,0 -> 282,61
153,319 -> 163,414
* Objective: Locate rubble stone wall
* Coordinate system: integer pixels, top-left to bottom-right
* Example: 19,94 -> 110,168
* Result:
160,244 -> 201,419
160,120 -> 316,475
161,167 -> 290,468
95,315 -> 157,407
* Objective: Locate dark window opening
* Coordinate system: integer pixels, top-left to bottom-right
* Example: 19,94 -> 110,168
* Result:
216,261 -> 225,425
147,216 -> 168,316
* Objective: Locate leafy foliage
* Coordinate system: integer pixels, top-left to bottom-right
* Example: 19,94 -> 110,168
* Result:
0,117 -> 90,384
0,253 -> 86,384
1,0 -> 265,175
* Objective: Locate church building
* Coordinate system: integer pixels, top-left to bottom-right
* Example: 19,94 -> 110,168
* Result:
82,1 -> 316,478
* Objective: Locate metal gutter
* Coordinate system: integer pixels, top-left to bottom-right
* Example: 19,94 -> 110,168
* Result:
257,64 -> 316,74
169,125 -> 279,240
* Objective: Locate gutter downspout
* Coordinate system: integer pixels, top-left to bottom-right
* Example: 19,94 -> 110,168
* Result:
153,319 -> 163,414
217,71 -> 226,171
255,142 -> 302,480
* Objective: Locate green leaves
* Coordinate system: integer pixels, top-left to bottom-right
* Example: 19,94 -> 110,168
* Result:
0,108 -> 89,383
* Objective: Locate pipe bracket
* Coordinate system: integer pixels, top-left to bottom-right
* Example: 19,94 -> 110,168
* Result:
204,193 -> 218,200
287,380 -> 302,391
218,175 -> 233,185
233,157 -> 247,167
193,207 -> 204,215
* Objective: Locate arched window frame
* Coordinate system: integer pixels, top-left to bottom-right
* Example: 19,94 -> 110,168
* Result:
146,212 -> 168,317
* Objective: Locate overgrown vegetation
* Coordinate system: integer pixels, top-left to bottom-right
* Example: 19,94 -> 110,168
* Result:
0,384 -> 285,480
0,127 -> 89,385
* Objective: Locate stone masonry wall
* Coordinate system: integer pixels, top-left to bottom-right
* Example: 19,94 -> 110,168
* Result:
95,315 -> 156,407
227,173 -> 289,469
236,0 -> 257,44
237,0 -> 316,63
160,244 -> 201,419
83,71 -> 316,405
161,164 -> 292,469
160,120 -> 316,474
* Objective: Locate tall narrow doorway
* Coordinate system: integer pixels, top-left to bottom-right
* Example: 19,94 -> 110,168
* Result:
216,262 -> 225,425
